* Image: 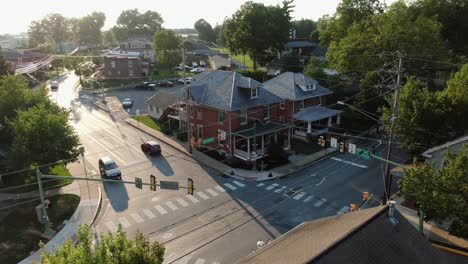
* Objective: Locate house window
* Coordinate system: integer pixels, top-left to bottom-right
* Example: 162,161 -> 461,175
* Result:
263,106 -> 270,120
129,60 -> 133,67
240,108 -> 248,125
299,99 -> 305,109
129,69 -> 134,76
197,125 -> 203,139
111,61 -> 116,68
217,111 -> 225,123
251,87 -> 258,98
156,107 -> 160,114
305,84 -> 316,91
197,106 -> 202,120
150,105 -> 154,112
217,129 -> 226,145
280,101 -> 285,110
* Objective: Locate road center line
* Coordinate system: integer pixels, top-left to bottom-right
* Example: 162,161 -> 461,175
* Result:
330,157 -> 368,168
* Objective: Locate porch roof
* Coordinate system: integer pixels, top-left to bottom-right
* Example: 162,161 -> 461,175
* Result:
293,106 -> 343,122
232,122 -> 290,138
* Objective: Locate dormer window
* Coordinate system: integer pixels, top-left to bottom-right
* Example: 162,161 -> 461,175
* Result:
251,87 -> 258,98
305,84 -> 316,91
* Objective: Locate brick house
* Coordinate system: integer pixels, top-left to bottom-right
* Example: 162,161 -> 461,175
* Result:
1,48 -> 47,70
263,72 -> 342,141
119,37 -> 155,62
102,50 -> 146,79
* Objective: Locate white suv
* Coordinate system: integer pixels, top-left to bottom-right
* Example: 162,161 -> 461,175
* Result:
98,156 -> 121,180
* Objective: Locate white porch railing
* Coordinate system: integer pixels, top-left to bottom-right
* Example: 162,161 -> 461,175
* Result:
234,148 -> 264,160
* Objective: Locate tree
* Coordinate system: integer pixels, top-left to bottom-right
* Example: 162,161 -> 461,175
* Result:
27,14 -> 70,51
103,29 -> 117,47
224,0 -> 294,70
36,225 -> 165,264
194,19 -> 215,43
354,71 -> 385,115
213,24 -> 226,46
114,9 -> 164,41
292,19 -> 316,39
7,102 -> 79,169
399,145 -> 468,232
153,30 -> 181,67
0,49 -> 13,76
78,12 -> 106,46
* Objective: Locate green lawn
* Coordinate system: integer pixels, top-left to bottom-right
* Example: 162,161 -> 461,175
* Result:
0,194 -> 80,264
132,115 -> 161,131
1,164 -> 73,193
211,47 -> 267,71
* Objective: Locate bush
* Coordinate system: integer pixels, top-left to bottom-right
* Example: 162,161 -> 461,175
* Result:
160,125 -> 172,135
449,220 -> 468,239
267,143 -> 288,163
176,131 -> 188,142
240,69 -> 268,82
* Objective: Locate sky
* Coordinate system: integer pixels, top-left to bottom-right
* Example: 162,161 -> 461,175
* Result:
0,0 -> 397,35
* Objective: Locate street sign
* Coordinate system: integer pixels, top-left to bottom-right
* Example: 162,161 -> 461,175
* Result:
330,137 -> 338,148
160,181 -> 180,190
202,137 -> 215,144
135,177 -> 142,189
348,143 -> 356,154
356,148 -> 371,159
220,131 -> 227,140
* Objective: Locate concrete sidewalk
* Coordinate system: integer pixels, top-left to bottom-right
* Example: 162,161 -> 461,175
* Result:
394,195 -> 468,251
19,161 -> 102,263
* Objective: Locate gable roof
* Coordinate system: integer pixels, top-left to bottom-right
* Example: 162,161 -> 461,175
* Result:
263,72 -> 333,101
237,205 -> 456,264
188,70 -> 283,111
145,90 -> 182,109
422,135 -> 468,158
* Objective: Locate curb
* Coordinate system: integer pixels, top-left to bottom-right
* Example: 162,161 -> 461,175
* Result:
88,186 -> 102,227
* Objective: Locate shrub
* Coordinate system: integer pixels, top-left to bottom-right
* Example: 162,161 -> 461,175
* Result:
449,220 -> 468,239
267,143 -> 287,163
176,131 -> 188,142
160,125 -> 172,135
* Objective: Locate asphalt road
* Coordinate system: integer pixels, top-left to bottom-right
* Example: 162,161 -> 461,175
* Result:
51,72 -> 409,264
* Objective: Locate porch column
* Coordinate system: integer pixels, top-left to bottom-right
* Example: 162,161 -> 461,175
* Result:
274,132 -> 278,142
261,135 -> 265,155
337,114 -> 341,125
247,138 -> 250,159
307,121 -> 312,133
287,128 -> 291,147
328,117 -> 332,127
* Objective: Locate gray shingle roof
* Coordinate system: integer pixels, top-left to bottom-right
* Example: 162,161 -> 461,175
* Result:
237,206 -> 458,264
293,106 -> 343,122
145,90 -> 181,109
263,72 -> 333,101
286,40 -> 318,49
188,70 -> 283,111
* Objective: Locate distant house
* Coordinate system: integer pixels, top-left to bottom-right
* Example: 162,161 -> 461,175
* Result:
146,90 -> 183,120
102,50 -> 146,79
422,135 -> 468,169
1,48 -> 47,70
209,54 -> 231,70
119,37 -> 155,62
237,205 -> 459,264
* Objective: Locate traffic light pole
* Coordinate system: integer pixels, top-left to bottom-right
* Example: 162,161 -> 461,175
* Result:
36,168 -> 54,235
182,48 -> 192,154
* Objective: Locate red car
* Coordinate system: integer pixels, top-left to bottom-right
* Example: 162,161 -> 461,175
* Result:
141,141 -> 161,155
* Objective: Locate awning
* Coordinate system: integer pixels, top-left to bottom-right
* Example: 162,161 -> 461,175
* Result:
293,106 -> 343,122
232,122 -> 290,138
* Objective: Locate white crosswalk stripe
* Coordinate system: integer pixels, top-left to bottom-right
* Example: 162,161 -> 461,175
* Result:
106,221 -> 117,232
176,198 -> 189,207
215,185 -> 226,192
314,198 -> 326,207
233,180 -> 246,187
131,213 -> 144,223
194,259 -> 206,264
165,201 -> 178,211
265,184 -> 277,190
155,205 -> 168,215
186,194 -> 200,203
257,183 -> 265,187
336,206 -> 350,215
143,209 -> 156,219
303,196 -> 314,203
224,183 -> 237,190
293,192 -> 306,200
118,217 -> 131,228
206,188 -> 219,196
196,191 -> 210,200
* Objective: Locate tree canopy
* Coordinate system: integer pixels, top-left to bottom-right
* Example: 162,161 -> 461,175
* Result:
36,225 -> 165,264
28,14 -> 70,50
113,9 -> 164,41
0,49 -> 13,77
78,12 -> 106,46
153,30 -> 181,67
224,0 -> 294,70
399,145 -> 468,227
292,19 -> 316,39
194,19 -> 215,43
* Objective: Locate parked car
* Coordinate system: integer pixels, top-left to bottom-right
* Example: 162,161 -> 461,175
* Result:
191,68 -> 204,73
122,98 -> 133,108
158,80 -> 174,87
50,81 -> 59,90
98,156 -> 121,180
177,77 -> 194,84
141,141 -> 162,155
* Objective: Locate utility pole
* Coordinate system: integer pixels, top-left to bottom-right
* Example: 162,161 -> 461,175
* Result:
383,52 -> 403,204
36,168 -> 53,235
183,48 -> 192,153
252,122 -> 257,171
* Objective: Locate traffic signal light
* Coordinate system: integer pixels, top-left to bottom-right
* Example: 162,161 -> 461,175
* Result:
190,137 -> 195,148
319,135 -> 326,147
197,139 -> 202,148
317,136 -> 322,146
350,203 -> 358,211
339,140 -> 345,153
362,191 -> 370,200
150,175 -> 156,191
187,178 -> 194,195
